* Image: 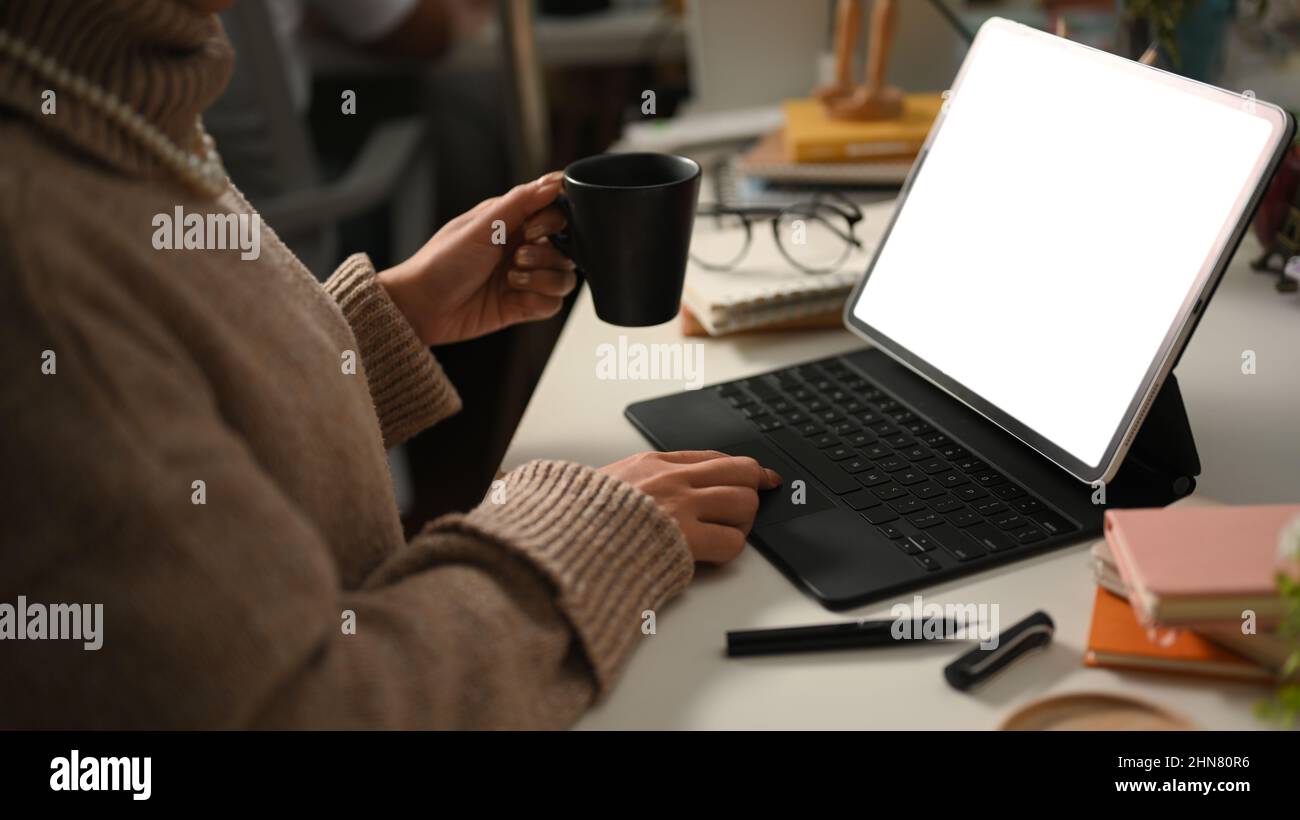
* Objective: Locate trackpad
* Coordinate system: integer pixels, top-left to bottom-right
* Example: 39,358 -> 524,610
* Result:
719,439 -> 833,526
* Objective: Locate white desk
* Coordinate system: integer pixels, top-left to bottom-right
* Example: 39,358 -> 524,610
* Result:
501,237 -> 1300,730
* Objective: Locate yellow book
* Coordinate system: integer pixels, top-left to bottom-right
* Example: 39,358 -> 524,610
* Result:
783,93 -> 944,163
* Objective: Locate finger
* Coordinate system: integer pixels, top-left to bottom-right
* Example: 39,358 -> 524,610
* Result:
685,455 -> 781,489
499,289 -> 564,326
522,205 -> 567,242
479,171 -> 564,231
682,521 -> 748,564
692,485 -> 761,530
655,450 -> 729,464
505,268 -> 578,297
513,242 -> 575,271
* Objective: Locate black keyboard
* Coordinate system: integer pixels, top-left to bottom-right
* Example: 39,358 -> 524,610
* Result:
714,355 -> 1078,572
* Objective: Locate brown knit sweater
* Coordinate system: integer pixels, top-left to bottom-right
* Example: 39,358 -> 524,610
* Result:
0,0 -> 692,728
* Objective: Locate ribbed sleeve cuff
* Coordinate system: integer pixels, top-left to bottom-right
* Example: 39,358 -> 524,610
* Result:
324,253 -> 461,448
428,460 -> 694,692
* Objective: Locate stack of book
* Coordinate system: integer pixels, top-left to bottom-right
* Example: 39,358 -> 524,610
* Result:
733,93 -> 945,190
1085,504 -> 1300,682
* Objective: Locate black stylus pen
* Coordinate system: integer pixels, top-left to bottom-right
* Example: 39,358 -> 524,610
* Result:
726,617 -> 964,657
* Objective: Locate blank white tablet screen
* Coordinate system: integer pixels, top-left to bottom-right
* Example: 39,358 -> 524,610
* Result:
852,23 -> 1273,468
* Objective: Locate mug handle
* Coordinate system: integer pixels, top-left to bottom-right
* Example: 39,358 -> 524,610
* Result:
547,193 -> 582,274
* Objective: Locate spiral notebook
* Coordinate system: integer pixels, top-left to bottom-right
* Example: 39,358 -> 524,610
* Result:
682,199 -> 897,336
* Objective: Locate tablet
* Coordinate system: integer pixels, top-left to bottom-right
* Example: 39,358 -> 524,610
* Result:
844,17 -> 1294,485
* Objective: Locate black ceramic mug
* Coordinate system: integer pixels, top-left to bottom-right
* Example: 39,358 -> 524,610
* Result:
552,153 -> 702,327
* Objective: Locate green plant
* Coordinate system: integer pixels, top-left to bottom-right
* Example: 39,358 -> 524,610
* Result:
1255,541 -> 1300,726
1124,0 -> 1269,67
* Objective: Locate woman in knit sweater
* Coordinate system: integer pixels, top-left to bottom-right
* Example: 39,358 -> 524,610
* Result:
0,0 -> 779,728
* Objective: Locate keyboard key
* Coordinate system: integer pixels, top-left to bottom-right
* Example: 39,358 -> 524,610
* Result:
885,434 -> 915,449
973,470 -> 1007,488
817,410 -> 842,424
938,472 -> 970,489
908,512 -> 944,529
729,394 -> 755,408
972,499 -> 1007,516
862,507 -> 900,525
953,485 -> 989,502
845,431 -> 878,448
930,496 -> 964,514
890,497 -> 927,515
767,428 -> 861,495
955,458 -> 987,473
878,524 -> 905,539
840,458 -> 871,474
744,379 -> 779,399
854,410 -> 882,425
832,422 -> 861,436
903,421 -> 934,437
1012,497 -> 1044,514
920,432 -> 951,447
810,433 -> 838,448
790,387 -> 813,401
896,539 -> 923,555
877,399 -> 899,412
841,400 -> 865,413
919,460 -> 949,475
861,444 -> 891,460
877,456 -> 907,472
784,412 -> 809,425
923,523 -> 985,561
869,422 -> 898,436
991,513 -> 1029,531
895,469 -> 927,486
1030,511 -> 1078,537
965,522 -> 1016,553
992,484 -> 1026,500
901,445 -> 932,462
755,418 -> 783,432
797,423 -> 824,438
907,533 -> 938,553
936,444 -> 969,460
911,481 -> 947,500
841,489 -> 882,510
857,470 -> 890,488
826,447 -> 855,461
872,483 -> 908,502
947,510 -> 981,528
1015,526 -> 1046,545
766,399 -> 793,414
913,553 -> 941,572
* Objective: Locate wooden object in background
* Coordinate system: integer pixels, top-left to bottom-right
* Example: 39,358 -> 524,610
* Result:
815,0 -> 904,122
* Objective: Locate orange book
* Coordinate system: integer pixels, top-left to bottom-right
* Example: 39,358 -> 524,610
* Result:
1084,588 -> 1272,682
782,94 -> 943,163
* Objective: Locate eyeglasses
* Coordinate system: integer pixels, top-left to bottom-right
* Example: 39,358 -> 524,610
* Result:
690,191 -> 866,275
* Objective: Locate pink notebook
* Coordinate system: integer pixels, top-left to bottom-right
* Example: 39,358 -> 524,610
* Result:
1103,504 -> 1300,627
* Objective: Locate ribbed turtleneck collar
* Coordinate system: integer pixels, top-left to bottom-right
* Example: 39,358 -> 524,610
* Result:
0,0 -> 234,190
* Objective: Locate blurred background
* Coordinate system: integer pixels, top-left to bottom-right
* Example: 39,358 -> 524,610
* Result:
207,0 -> 1300,528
